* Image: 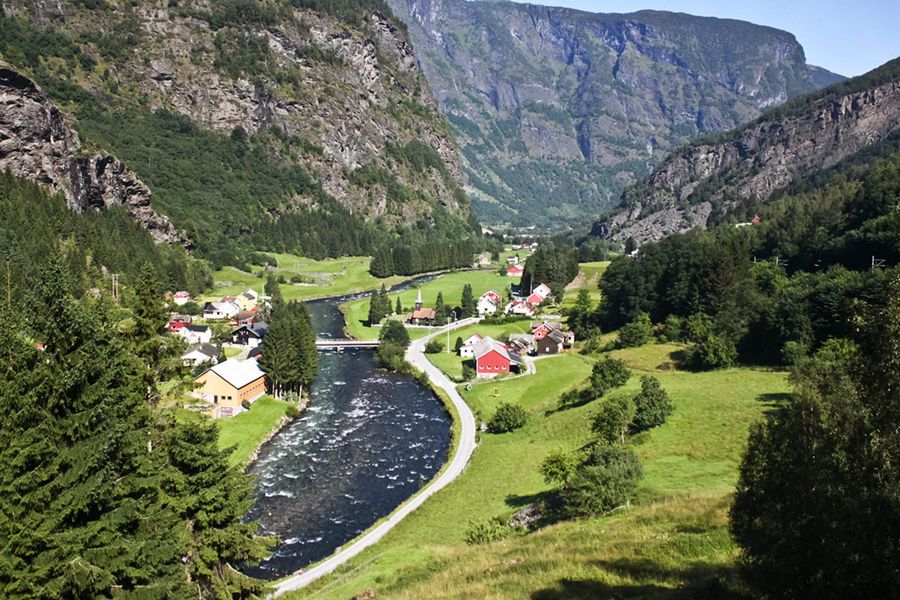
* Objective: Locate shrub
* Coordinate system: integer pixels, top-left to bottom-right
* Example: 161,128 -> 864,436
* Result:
617,312 -> 653,347
241,399 -> 252,411
540,450 -> 577,486
461,363 -> 475,381
663,314 -> 683,342
285,404 -> 301,419
591,394 -> 635,444
560,444 -> 643,518
454,336 -> 464,353
631,376 -> 673,432
464,517 -> 510,545
374,341 -> 407,372
424,338 -> 444,354
684,335 -> 738,370
590,357 -> 631,397
488,402 -> 528,433
684,312 -> 714,342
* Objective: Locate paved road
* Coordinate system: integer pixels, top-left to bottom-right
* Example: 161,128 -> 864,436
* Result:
273,317 -> 480,596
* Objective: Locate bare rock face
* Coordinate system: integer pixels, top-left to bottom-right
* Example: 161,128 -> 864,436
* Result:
0,63 -> 183,244
602,64 -> 900,245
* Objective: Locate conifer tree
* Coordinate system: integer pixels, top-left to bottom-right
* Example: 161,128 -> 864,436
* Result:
395,295 -> 403,315
461,283 -> 476,318
435,291 -> 445,319
259,317 -> 297,399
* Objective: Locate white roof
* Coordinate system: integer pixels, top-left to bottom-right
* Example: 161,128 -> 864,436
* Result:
463,333 -> 483,345
209,358 -> 266,389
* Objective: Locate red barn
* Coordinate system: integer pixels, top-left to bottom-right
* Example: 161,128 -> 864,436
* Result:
473,337 -> 523,378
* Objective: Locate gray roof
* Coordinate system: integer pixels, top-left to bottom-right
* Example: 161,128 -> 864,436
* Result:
184,343 -> 219,360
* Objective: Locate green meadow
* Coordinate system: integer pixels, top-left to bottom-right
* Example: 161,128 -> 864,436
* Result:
287,341 -> 789,599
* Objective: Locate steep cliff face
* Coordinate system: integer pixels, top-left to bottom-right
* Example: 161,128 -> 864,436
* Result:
0,0 -> 473,240
600,58 -> 900,245
0,63 -> 181,243
388,0 -> 842,224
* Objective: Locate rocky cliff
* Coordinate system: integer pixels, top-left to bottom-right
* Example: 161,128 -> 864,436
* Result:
388,0 -> 842,224
0,63 -> 181,243
599,57 -> 900,245
0,0 -> 474,247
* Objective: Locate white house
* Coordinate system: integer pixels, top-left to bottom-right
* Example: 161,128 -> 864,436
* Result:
182,343 -> 220,367
533,283 -> 552,299
506,299 -> 535,317
173,291 -> 192,306
506,255 -> 519,265
177,324 -> 213,345
459,333 -> 484,358
203,300 -> 240,320
477,290 -> 501,316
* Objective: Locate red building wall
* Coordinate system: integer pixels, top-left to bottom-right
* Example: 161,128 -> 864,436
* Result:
477,349 -> 510,374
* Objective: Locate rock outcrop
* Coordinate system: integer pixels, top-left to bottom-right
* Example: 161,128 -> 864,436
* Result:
0,63 -> 182,244
388,0 -> 843,224
600,58 -> 900,245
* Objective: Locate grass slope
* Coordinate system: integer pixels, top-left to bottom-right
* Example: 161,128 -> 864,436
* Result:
341,270 -> 513,340
287,343 -> 788,599
560,260 -> 609,310
217,395 -> 291,467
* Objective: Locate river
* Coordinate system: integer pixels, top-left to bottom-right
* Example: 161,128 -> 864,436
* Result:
243,278 -> 450,580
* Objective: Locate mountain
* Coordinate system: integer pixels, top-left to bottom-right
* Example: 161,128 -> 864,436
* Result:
387,0 -> 843,225
598,57 -> 900,245
0,0 -> 479,270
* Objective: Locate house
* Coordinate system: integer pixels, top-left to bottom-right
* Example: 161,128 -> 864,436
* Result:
238,289 -> 259,311
177,324 -> 213,345
173,291 -> 192,306
193,358 -> 267,418
166,314 -> 192,332
407,289 -> 437,326
507,333 -> 535,355
459,333 -> 484,358
203,300 -> 240,320
536,329 -> 565,354
182,343 -> 220,367
533,283 -> 552,299
507,265 -> 524,278
477,290 -> 501,316
525,291 -> 545,306
506,299 -> 535,317
531,321 -> 574,350
473,337 -> 523,378
230,322 -> 268,348
234,310 -> 255,326
506,255 -> 519,265
475,252 -> 492,267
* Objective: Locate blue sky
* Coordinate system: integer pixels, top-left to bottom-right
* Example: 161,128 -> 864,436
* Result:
509,1 -> 900,77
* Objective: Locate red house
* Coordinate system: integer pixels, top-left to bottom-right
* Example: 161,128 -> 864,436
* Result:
473,337 -> 523,378
532,321 -> 562,341
506,265 -> 524,277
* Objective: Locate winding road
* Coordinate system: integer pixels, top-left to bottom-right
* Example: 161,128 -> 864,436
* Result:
273,318 -> 479,596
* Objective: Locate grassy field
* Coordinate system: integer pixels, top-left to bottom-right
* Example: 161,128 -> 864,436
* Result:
204,254 -> 404,303
217,395 -> 292,467
341,270 -> 514,340
287,342 -> 789,599
560,260 -> 609,310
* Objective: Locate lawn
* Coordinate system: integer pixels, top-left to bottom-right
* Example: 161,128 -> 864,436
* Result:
204,254 -> 404,303
217,395 -> 292,467
341,269 -> 514,340
286,342 -> 789,599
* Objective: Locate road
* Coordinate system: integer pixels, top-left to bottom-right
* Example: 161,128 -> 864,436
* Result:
273,317 -> 480,596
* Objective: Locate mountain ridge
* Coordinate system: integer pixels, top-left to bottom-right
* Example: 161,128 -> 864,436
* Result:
388,0 -> 843,224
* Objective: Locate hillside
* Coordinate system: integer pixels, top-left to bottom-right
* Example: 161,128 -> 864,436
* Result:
598,57 -> 900,245
0,0 -> 479,270
387,0 -> 842,224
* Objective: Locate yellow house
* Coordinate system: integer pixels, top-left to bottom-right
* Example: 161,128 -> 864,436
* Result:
194,358 -> 267,418
237,289 -> 259,312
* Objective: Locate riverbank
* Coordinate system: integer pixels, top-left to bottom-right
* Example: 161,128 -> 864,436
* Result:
273,318 -> 479,595
217,395 -> 294,467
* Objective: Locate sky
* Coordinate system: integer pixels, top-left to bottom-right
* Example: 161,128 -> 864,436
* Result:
508,0 -> 900,77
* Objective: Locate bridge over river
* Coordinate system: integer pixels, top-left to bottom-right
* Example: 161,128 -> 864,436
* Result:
314,339 -> 380,349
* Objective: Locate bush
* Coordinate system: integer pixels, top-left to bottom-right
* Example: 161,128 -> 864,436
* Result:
454,336 -> 464,353
591,394 -> 635,444
241,399 -> 252,410
285,404 -> 301,419
540,450 -> 577,486
631,376 -> 673,432
617,312 -> 653,347
424,338 -> 444,354
379,320 -> 410,348
461,363 -> 475,381
560,444 -> 643,518
684,335 -> 738,370
487,402 -> 528,433
663,314 -> 683,342
374,341 -> 407,372
464,517 -> 510,545
684,312 -> 714,343
590,357 -> 631,397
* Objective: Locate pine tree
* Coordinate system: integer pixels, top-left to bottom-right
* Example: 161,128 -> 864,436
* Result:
395,295 -> 402,315
0,258 -> 189,596
435,291 -> 445,319
258,316 -> 297,399
367,288 -> 385,325
461,283 -> 476,318
369,246 -> 394,277
287,302 -> 318,397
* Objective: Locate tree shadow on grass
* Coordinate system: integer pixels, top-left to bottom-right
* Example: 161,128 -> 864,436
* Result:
531,559 -> 750,600
756,392 -> 791,416
544,389 -> 594,416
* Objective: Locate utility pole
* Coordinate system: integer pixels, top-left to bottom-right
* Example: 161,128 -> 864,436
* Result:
112,273 -> 120,303
446,315 -> 451,353
872,256 -> 886,270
